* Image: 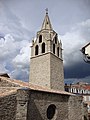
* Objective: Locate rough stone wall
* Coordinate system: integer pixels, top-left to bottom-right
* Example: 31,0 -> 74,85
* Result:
16,89 -> 70,120
16,88 -> 30,120
30,53 -> 51,88
12,88 -> 87,120
0,93 -> 17,120
30,52 -> 64,91
27,90 -> 69,120
50,53 -> 64,91
68,95 -> 85,120
83,103 -> 89,120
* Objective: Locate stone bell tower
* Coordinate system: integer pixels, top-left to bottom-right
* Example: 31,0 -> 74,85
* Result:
29,10 -> 64,91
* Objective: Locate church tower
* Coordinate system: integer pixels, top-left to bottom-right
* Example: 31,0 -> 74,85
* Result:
30,10 -> 64,91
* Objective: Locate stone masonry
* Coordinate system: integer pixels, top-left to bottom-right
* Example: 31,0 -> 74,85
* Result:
30,10 -> 64,91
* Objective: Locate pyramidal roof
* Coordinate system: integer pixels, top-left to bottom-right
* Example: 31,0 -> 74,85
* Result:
41,9 -> 53,30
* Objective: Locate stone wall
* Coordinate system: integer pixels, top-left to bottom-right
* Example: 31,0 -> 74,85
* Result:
30,53 -> 51,88
50,53 -> 64,90
16,88 -> 30,120
0,93 -> 17,120
30,52 -> 64,91
68,95 -> 87,120
16,88 -> 69,120
27,90 -> 69,120
16,89 -> 88,120
83,103 -> 89,120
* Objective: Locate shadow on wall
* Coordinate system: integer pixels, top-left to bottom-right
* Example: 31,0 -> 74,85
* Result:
27,100 -> 44,120
84,115 -> 88,120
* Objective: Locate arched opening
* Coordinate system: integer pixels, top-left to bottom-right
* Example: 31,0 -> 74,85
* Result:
35,45 -> 38,55
53,44 -> 55,54
57,47 -> 59,57
84,115 -> 87,120
39,35 -> 42,43
42,42 -> 45,53
47,104 -> 56,119
55,36 -> 57,44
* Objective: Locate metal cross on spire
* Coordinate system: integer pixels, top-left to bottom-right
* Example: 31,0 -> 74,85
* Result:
45,8 -> 48,15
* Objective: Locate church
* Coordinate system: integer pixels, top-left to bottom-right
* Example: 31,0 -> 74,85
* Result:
0,10 -> 88,120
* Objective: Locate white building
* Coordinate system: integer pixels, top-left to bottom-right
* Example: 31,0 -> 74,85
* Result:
81,42 -> 90,63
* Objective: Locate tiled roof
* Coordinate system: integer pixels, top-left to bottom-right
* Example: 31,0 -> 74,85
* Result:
0,76 -> 74,96
65,83 -> 90,91
84,86 -> 90,90
0,89 -> 17,97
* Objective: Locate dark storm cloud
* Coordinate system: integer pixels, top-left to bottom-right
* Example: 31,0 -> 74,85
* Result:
64,61 -> 90,79
60,18 -> 90,82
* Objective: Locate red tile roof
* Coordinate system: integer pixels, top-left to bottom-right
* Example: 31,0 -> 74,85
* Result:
0,76 -> 74,96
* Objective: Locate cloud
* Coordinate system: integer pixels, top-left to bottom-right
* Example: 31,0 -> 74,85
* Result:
60,19 -> 90,79
0,2 -> 31,81
12,42 -> 31,81
0,33 -> 31,81
0,1 -> 90,83
13,42 -> 30,69
0,1 -> 31,40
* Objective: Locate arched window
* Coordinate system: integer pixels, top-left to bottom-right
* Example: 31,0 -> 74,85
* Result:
47,104 -> 56,119
53,44 -> 55,54
35,45 -> 38,55
55,36 -> 57,44
42,42 -> 45,53
39,35 -> 42,43
57,47 -> 59,57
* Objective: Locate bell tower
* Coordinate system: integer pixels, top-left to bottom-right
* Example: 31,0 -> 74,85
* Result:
29,10 -> 64,91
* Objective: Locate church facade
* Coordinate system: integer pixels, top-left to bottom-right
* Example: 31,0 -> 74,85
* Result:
0,11 -> 88,120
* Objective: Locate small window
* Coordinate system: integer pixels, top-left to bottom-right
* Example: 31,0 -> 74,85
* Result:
57,47 -> 59,57
42,42 -> 45,53
47,104 -> 56,119
35,45 -> 38,55
53,44 -> 55,54
39,35 -> 42,43
55,36 -> 57,44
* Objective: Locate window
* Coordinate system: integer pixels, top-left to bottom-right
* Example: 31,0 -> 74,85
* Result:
57,47 -> 59,57
39,35 -> 42,43
35,45 -> 38,55
53,44 -> 55,54
42,42 -> 45,53
55,36 -> 57,44
47,104 -> 56,119
84,115 -> 87,120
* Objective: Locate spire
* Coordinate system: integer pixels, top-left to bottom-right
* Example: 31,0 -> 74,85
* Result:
41,9 -> 53,30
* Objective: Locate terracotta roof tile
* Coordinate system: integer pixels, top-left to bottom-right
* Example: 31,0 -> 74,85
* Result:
0,76 -> 74,96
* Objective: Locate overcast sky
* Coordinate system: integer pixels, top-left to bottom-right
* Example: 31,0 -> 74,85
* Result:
0,0 -> 90,83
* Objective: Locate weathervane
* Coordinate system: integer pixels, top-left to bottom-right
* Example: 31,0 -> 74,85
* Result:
45,8 -> 48,14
